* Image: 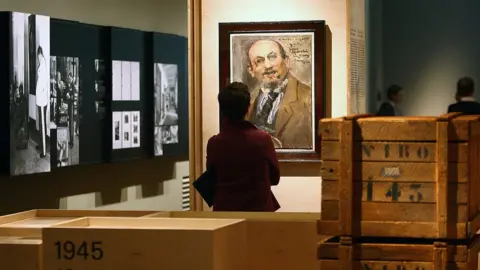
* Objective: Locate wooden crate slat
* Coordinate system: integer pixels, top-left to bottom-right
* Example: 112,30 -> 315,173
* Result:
317,235 -> 480,270
321,161 -> 468,183
317,220 -> 474,239
321,201 -> 468,222
338,119 -> 354,236
322,180 -> 469,204
468,121 -> 480,223
321,141 -> 469,162
436,120 -> 449,238
319,114 -> 480,141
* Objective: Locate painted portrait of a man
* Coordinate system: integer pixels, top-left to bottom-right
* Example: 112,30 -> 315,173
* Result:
230,33 -> 315,150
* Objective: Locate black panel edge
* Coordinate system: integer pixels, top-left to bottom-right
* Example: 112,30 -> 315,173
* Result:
104,27 -> 113,162
1,12 -> 12,176
145,32 -> 154,158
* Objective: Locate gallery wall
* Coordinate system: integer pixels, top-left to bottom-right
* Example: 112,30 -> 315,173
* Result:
377,0 -> 480,116
0,0 -> 188,215
202,0 -> 348,212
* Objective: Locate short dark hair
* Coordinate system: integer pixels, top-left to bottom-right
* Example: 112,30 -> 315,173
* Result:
245,39 -> 288,68
456,77 -> 474,98
218,82 -> 250,121
386,84 -> 402,101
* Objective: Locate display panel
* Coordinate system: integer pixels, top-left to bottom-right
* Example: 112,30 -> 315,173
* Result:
10,12 -> 51,176
112,60 -> 140,101
94,59 -> 106,120
152,33 -> 188,157
49,19 -> 109,167
110,27 -> 151,162
114,110 -> 143,148
50,56 -> 80,167
153,63 -> 179,156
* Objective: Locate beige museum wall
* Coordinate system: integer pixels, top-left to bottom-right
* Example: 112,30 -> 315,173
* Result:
0,0 -> 189,214
201,0 -> 348,212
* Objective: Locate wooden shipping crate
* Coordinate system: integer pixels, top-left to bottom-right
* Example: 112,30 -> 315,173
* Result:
318,236 -> 480,270
0,209 -> 158,237
146,211 -> 319,270
0,209 -> 159,270
318,113 -> 480,239
42,217 -> 247,270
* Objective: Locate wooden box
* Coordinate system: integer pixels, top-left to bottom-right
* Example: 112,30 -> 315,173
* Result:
318,113 -> 480,239
0,209 -> 158,237
318,236 -> 480,270
42,217 -> 247,270
146,211 -> 319,270
0,209 -> 158,270
0,232 -> 42,270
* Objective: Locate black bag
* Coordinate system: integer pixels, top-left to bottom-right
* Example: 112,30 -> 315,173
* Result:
192,170 -> 216,207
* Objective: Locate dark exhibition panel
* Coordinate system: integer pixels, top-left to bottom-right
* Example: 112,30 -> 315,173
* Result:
50,19 -> 110,168
110,28 -> 151,162
153,33 -> 188,157
2,11 -> 189,177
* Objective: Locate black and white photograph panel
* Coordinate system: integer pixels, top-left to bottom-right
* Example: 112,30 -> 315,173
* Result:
10,12 -> 51,176
112,111 -> 140,150
50,56 -> 80,167
112,60 -> 122,101
130,62 -> 140,101
154,63 -> 178,126
112,111 -> 122,149
131,111 -> 140,148
94,59 -> 106,119
161,125 -> 178,144
121,61 -> 131,101
154,126 -> 163,156
111,60 -> 140,101
94,59 -> 105,74
122,111 -> 132,149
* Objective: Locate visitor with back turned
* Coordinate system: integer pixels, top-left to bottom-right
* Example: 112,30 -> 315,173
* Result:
376,85 -> 403,116
447,77 -> 480,114
206,82 -> 280,212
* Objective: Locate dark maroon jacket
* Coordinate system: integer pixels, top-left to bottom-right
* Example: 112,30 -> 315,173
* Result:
206,120 -> 280,212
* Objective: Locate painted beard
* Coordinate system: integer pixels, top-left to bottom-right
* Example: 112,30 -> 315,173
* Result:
262,72 -> 289,91
261,70 -> 283,90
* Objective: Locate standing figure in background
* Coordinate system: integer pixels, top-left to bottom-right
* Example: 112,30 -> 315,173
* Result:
52,72 -> 65,124
35,46 -> 49,158
376,85 -> 403,116
448,77 -> 480,114
66,72 -> 76,149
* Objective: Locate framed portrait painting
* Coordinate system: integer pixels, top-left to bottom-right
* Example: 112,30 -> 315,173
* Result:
218,21 -> 326,162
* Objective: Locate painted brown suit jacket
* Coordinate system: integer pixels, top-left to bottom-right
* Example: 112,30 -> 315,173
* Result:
247,74 -> 313,149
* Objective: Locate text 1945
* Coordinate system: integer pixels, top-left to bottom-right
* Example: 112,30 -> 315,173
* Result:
54,240 -> 104,260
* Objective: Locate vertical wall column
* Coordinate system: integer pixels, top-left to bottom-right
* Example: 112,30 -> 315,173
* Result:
188,0 -> 204,211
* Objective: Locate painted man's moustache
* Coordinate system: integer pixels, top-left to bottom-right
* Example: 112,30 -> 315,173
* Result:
262,70 -> 277,75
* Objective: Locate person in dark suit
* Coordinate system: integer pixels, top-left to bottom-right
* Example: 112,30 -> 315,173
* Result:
377,85 -> 403,116
447,77 -> 480,114
206,82 -> 280,212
